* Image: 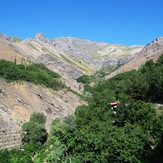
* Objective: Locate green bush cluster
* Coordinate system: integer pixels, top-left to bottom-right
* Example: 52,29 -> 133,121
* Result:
21,112 -> 48,155
111,54 -> 163,102
76,74 -> 90,84
0,59 -> 64,90
0,149 -> 32,163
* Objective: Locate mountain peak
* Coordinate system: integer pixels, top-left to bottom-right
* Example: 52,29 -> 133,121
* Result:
35,32 -> 53,44
35,32 -> 46,40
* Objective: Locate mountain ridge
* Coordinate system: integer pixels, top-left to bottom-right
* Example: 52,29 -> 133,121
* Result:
106,36 -> 163,79
34,32 -> 143,69
0,32 -> 142,91
1,32 -> 163,84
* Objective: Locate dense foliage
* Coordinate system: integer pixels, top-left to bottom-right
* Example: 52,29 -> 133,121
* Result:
112,54 -> 163,103
21,113 -> 47,154
33,55 -> 162,162
0,149 -> 32,163
0,59 -> 64,90
0,55 -> 163,162
61,55 -> 163,162
30,112 -> 46,125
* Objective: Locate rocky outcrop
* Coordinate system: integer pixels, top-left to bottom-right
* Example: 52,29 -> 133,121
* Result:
0,33 -> 16,42
100,52 -> 140,69
36,54 -> 84,79
138,37 -> 163,57
101,59 -> 118,69
35,32 -> 55,46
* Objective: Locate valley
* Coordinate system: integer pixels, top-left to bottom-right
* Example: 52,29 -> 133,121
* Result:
0,32 -> 163,155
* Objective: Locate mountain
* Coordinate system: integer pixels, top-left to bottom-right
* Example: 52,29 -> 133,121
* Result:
0,32 -> 143,90
14,32 -> 143,72
105,36 -> 163,79
0,32 -> 163,149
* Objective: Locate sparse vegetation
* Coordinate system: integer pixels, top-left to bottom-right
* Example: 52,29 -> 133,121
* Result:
60,54 -> 76,65
41,47 -> 53,54
28,43 -> 39,51
60,54 -> 89,73
11,36 -> 23,42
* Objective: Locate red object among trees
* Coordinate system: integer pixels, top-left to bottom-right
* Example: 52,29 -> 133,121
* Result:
109,101 -> 120,106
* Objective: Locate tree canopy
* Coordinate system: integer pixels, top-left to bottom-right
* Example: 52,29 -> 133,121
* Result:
0,60 -> 64,90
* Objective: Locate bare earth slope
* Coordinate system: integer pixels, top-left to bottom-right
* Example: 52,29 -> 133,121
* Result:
0,79 -> 84,149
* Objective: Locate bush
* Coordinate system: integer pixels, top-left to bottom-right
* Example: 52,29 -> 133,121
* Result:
30,112 -> 46,125
21,121 -> 47,153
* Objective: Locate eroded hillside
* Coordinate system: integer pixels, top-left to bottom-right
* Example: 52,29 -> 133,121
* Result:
0,79 -> 84,149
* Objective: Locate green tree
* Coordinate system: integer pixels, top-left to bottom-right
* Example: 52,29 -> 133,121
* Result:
30,112 -> 46,125
0,149 -> 10,163
9,149 -> 32,163
0,149 -> 32,163
21,121 -> 47,153
50,117 -> 69,138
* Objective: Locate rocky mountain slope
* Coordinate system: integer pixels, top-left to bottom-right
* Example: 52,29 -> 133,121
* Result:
0,79 -> 84,149
1,32 -> 143,71
0,32 -> 143,91
106,37 -> 163,79
54,36 -> 143,69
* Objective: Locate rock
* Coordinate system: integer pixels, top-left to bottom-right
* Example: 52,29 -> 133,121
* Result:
0,33 -> 16,42
36,54 -> 84,79
101,59 -> 118,69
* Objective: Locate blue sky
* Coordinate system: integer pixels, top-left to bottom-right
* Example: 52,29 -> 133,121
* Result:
0,0 -> 163,45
